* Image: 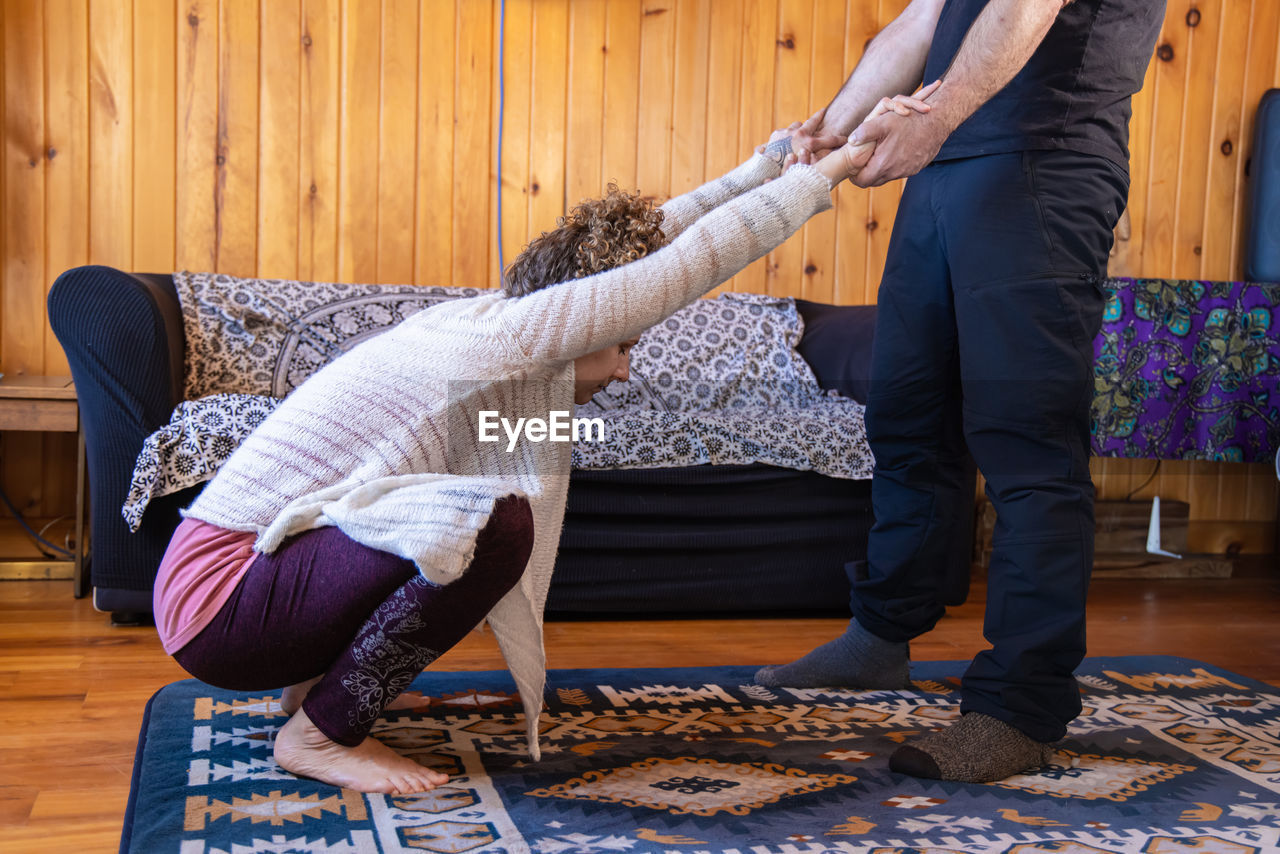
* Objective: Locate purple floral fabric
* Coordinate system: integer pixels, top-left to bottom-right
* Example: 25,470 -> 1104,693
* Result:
1091,277 -> 1280,462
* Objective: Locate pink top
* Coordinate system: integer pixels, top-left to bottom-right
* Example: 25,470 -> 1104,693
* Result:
153,518 -> 260,654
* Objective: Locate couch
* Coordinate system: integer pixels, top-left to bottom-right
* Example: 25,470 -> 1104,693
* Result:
48,265 -> 977,622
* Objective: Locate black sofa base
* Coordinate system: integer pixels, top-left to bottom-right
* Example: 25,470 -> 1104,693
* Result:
550,464 -> 876,615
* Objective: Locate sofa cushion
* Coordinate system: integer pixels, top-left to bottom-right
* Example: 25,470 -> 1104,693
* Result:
794,299 -> 878,405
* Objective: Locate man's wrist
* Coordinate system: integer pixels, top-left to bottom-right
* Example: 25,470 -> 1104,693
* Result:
923,82 -> 965,137
818,106 -> 860,140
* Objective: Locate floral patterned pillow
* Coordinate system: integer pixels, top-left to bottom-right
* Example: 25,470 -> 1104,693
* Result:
582,292 -> 825,413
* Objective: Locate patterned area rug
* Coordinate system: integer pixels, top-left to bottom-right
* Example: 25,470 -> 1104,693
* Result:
123,656 -> 1280,853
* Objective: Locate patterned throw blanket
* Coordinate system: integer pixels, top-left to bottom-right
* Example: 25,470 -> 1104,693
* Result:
1092,278 -> 1280,463
121,274 -> 872,532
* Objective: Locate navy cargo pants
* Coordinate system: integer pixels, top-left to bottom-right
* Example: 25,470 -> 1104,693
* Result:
851,149 -> 1128,743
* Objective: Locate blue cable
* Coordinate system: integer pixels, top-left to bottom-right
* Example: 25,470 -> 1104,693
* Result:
496,0 -> 507,280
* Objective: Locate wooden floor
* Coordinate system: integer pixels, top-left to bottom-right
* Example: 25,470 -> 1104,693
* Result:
3,575 -> 1280,853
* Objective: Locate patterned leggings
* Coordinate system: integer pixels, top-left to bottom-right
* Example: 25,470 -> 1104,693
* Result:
175,495 -> 533,746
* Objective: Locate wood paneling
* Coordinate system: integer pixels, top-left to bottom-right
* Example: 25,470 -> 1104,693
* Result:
564,0 -> 606,213
736,0 -> 778,296
176,0 -> 219,274
671,1 -> 710,202
601,0 -> 641,195
415,0 -> 456,284
337,0 -> 379,283
2,0 -> 1277,548
46,0 -> 90,352
451,1 -> 493,287
377,0 -> 419,285
497,0 -> 531,274
703,0 -> 743,299
771,0 -> 814,296
217,0 -> 260,277
89,0 -> 133,274
258,0 -> 301,280
529,0 -> 570,254
636,0 -> 674,198
801,0 -> 845,305
299,0 -> 341,283
4,0 -> 49,518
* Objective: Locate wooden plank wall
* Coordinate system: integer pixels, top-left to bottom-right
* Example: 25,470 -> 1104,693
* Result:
1,0 -> 1277,556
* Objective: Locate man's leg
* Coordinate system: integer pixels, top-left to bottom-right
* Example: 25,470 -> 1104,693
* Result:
890,151 -> 1126,781
757,166 -> 972,689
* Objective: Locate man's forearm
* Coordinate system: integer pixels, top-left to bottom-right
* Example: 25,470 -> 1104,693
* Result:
817,0 -> 945,137
925,0 -> 1067,137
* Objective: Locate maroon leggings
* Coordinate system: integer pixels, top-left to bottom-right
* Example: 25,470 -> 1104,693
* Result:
175,495 -> 533,745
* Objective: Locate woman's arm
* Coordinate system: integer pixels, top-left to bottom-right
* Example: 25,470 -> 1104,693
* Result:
496,163 -> 839,364
657,126 -> 834,239
656,152 -> 781,241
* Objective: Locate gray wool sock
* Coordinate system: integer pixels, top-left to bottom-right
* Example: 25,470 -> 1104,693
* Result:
754,619 -> 910,689
889,711 -> 1055,783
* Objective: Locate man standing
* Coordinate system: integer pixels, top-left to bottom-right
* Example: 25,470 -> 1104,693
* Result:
756,0 -> 1165,783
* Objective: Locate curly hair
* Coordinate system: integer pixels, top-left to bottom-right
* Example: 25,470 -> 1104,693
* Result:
502,184 -> 666,297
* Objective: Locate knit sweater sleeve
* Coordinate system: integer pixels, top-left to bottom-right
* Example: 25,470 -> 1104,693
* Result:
656,152 -> 781,240
497,161 -> 833,363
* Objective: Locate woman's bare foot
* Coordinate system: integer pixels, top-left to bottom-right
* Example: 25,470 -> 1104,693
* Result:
280,676 -> 324,715
273,708 -> 449,794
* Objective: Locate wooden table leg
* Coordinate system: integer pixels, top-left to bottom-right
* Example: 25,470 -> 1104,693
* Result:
73,428 -> 88,599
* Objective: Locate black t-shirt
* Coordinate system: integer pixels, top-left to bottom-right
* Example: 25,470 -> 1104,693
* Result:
924,0 -> 1166,170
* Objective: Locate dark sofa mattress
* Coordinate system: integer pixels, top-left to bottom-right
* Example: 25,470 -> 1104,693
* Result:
548,463 -> 870,615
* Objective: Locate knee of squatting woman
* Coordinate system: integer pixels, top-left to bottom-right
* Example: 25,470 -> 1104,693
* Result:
151,121 -> 897,795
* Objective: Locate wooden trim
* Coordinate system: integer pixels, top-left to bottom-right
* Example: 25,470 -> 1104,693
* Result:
0,560 -> 74,580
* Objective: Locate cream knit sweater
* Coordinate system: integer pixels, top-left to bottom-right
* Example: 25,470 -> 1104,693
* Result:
184,154 -> 834,758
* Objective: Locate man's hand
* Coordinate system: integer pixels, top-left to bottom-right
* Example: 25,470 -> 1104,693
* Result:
795,79 -> 941,167
849,102 -> 951,187
791,109 -> 849,165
